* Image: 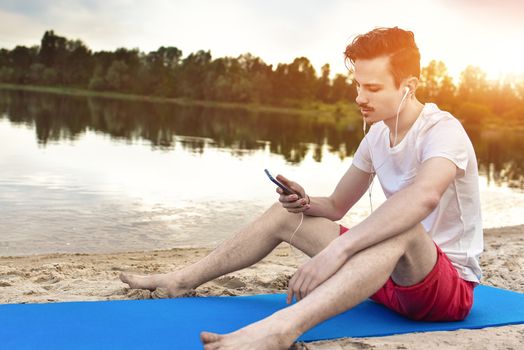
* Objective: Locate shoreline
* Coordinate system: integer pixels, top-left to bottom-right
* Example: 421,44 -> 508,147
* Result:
1,224 -> 523,264
0,83 -> 360,122
2,83 -> 523,132
1,224 -> 523,348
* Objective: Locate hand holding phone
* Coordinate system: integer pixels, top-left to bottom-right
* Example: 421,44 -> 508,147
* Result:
264,169 -> 296,195
265,169 -> 310,213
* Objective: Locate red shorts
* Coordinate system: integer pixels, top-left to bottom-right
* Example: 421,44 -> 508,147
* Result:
339,225 -> 476,321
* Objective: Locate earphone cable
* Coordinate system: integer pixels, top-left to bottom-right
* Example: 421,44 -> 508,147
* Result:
363,88 -> 409,213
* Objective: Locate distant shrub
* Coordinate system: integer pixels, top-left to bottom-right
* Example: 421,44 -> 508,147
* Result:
457,102 -> 495,126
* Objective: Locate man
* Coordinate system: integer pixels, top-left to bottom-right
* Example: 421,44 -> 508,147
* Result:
120,27 -> 483,350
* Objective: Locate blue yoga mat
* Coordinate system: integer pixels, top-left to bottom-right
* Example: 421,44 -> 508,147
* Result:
1,285 -> 523,349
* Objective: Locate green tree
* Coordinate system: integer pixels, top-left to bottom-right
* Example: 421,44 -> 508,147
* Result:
88,64 -> 107,90
150,46 -> 182,96
237,53 -> 272,103
39,30 -> 67,67
63,39 -> 92,86
435,75 -> 456,109
457,102 -> 494,126
178,50 -> 212,100
331,73 -> 355,103
28,63 -> 45,83
458,65 -> 488,104
418,60 -> 456,108
272,57 -> 317,103
9,46 -> 38,83
316,63 -> 331,102
105,61 -> 130,90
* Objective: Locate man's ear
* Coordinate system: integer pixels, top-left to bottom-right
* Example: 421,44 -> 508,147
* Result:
406,76 -> 419,94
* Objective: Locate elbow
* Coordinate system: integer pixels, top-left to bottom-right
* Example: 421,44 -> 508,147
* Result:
331,211 -> 344,221
328,197 -> 345,221
421,190 -> 441,213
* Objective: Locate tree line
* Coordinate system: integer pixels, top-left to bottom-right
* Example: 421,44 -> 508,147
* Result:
0,30 -> 522,127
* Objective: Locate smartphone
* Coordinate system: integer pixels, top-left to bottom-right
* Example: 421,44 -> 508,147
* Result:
264,169 -> 300,197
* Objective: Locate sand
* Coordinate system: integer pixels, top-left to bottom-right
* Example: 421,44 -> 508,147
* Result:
1,225 -> 523,349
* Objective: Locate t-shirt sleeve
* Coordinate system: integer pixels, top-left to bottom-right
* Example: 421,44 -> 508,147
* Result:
352,137 -> 374,173
420,118 -> 469,175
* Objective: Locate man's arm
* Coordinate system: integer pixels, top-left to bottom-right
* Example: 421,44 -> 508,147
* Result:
337,156 -> 458,257
286,156 -> 459,303
303,165 -> 372,220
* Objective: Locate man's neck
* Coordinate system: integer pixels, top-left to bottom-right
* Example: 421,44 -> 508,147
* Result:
385,99 -> 425,147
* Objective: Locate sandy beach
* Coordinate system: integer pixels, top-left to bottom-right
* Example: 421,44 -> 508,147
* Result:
1,225 -> 523,349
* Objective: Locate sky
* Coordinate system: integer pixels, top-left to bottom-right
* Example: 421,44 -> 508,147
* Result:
1,0 -> 523,81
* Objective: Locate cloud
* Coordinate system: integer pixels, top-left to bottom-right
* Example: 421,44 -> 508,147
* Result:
0,0 -> 132,50
439,0 -> 524,26
0,9 -> 45,48
0,0 -> 51,18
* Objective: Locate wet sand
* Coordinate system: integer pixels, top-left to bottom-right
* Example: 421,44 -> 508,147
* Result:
1,225 -> 523,349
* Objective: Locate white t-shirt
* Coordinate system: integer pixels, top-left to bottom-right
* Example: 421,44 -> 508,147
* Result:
352,103 -> 483,283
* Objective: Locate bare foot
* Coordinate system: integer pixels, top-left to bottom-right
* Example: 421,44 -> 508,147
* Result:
200,316 -> 300,350
119,272 -> 191,298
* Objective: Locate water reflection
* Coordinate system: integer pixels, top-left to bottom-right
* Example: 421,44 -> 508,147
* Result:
0,89 -> 523,188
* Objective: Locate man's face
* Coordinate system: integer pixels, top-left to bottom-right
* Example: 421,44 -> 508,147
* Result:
353,56 -> 405,125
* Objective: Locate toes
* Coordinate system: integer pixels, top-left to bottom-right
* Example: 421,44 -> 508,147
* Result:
119,273 -> 130,285
119,273 -> 147,289
203,343 -> 219,350
200,331 -> 222,344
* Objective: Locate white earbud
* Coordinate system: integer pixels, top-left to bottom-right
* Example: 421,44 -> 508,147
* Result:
403,86 -> 410,97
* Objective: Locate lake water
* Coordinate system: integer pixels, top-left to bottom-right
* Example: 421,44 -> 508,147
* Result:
1,89 -> 523,256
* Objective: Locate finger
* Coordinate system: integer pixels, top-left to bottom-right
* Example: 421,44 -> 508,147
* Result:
300,274 -> 315,301
281,199 -> 297,207
286,285 -> 294,304
279,192 -> 291,202
287,274 -> 298,304
286,194 -> 299,202
276,174 -> 304,196
289,270 -> 305,303
287,207 -> 306,214
286,198 -> 308,209
292,274 -> 306,302
280,202 -> 304,210
299,277 -> 311,301
296,282 -> 304,302
306,279 -> 319,298
297,197 -> 308,206
277,189 -> 298,203
286,207 -> 305,214
281,195 -> 298,204
279,197 -> 297,208
291,202 -> 310,212
305,277 -> 318,299
293,196 -> 307,206
276,174 -> 291,186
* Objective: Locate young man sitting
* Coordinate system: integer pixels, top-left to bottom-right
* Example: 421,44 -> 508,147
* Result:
121,27 -> 483,350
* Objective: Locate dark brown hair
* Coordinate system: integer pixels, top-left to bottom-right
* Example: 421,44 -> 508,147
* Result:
344,27 -> 420,87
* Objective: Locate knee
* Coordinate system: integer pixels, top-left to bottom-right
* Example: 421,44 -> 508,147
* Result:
400,224 -> 426,243
398,224 -> 435,260
267,202 -> 302,232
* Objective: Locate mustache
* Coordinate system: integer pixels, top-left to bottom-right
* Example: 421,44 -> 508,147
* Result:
358,104 -> 373,110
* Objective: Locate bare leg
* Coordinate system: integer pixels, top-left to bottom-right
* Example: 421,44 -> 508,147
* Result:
120,203 -> 341,297
201,223 -> 437,350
